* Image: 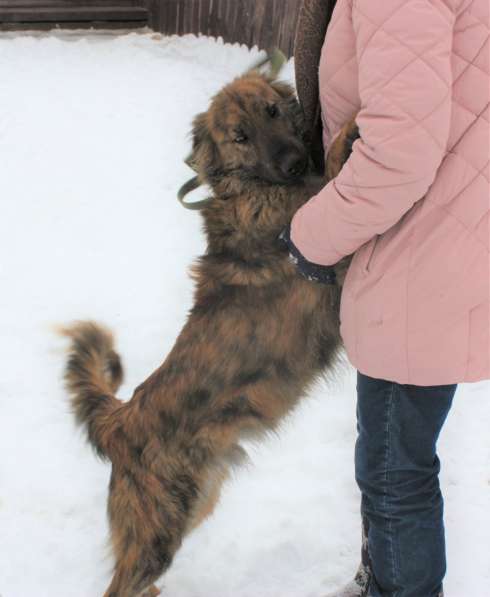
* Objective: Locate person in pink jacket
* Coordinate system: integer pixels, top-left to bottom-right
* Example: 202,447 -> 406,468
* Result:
283,0 -> 489,595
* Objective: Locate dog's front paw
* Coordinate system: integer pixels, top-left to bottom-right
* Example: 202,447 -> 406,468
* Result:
325,116 -> 360,181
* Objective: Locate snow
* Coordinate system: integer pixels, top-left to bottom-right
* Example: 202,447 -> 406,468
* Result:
0,31 -> 488,597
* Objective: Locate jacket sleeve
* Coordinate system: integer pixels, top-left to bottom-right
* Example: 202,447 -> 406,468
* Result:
290,0 -> 454,266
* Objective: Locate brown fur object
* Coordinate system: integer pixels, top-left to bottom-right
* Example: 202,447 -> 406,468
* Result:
61,71 -> 358,597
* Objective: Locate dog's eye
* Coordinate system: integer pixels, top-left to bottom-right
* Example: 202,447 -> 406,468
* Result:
267,104 -> 279,118
234,133 -> 248,144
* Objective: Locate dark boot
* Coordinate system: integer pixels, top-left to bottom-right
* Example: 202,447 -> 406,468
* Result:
323,517 -> 372,597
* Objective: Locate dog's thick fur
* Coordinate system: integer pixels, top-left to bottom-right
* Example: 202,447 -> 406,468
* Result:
62,71 -> 358,597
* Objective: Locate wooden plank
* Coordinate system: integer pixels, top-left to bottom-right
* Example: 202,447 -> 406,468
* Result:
183,0 -> 190,35
288,0 -> 301,56
216,0 -> 224,37
196,0 -> 203,35
184,0 -> 192,35
0,6 -> 148,21
177,0 -> 185,35
158,0 -> 167,32
162,0 -> 176,34
0,1 -> 146,6
199,0 -> 209,36
240,0 -> 252,48
257,0 -> 271,51
223,0 -> 230,41
175,0 -> 180,34
229,0 -> 239,46
191,0 -> 199,35
0,19 -> 148,29
208,0 -> 219,41
233,0 -> 242,45
146,0 -> 160,29
277,0 -> 287,54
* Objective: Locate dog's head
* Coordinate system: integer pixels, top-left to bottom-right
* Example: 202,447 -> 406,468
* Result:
187,72 -> 309,188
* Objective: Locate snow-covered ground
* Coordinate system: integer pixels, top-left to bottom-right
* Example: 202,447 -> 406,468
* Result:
0,31 -> 488,597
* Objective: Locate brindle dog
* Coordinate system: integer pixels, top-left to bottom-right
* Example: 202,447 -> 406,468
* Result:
61,70 -> 359,597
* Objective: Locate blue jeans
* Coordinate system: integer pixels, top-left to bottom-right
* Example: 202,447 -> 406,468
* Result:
355,372 -> 456,597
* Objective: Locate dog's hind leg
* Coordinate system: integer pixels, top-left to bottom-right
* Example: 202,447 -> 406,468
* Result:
104,467 -> 200,597
103,533 -> 173,597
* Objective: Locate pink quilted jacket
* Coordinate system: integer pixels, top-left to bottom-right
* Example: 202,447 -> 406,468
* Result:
291,0 -> 489,385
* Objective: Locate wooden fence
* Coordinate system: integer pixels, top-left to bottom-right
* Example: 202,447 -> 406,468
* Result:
0,1 -> 150,30
0,0 -> 302,57
149,0 -> 302,57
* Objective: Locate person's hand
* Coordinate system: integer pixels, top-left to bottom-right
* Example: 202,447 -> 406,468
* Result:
278,224 -> 336,285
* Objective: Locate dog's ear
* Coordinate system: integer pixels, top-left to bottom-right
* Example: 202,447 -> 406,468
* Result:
269,79 -> 300,115
186,112 -> 221,181
268,78 -> 306,138
268,79 -> 296,101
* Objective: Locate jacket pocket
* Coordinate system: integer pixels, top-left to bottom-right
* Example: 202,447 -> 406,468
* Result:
362,235 -> 379,273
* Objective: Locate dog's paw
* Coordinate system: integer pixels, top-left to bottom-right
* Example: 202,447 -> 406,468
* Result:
325,116 -> 360,181
344,121 -> 360,153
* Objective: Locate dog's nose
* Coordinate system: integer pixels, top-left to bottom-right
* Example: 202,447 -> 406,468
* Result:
281,153 -> 308,178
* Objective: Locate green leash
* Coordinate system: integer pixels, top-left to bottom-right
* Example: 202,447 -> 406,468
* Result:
249,47 -> 288,79
177,48 -> 288,211
177,176 -> 214,210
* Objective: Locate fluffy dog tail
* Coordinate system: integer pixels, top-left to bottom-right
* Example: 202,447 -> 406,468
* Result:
60,321 -> 124,459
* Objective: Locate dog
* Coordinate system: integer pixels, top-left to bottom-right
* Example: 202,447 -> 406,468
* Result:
61,68 -> 359,597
